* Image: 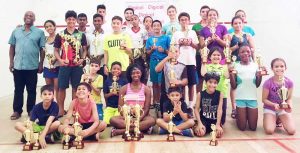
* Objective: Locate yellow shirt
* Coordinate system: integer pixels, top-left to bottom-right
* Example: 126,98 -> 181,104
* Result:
81,74 -> 103,104
103,33 -> 132,71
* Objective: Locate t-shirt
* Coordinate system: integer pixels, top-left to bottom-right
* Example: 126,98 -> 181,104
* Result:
173,30 -> 199,65
72,98 -> 96,123
200,90 -> 220,124
125,26 -> 147,49
203,64 -> 228,98
86,30 -> 105,59
228,25 -> 255,36
103,33 -> 132,71
54,29 -> 87,67
162,21 -> 181,37
263,77 -> 293,111
230,33 -> 249,58
80,75 -> 103,104
200,25 -> 228,52
163,100 -> 188,121
235,62 -> 258,100
145,35 -> 170,60
30,101 -> 59,126
44,40 -> 59,68
163,62 -> 187,93
103,76 -> 128,108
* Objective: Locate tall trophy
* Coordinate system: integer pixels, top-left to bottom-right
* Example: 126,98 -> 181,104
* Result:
23,118 -> 33,151
224,38 -> 232,64
231,56 -> 237,74
167,112 -> 175,141
32,132 -> 41,150
169,64 -> 177,87
183,25 -> 189,45
278,76 -> 290,109
73,112 -> 84,149
110,76 -> 119,93
169,27 -> 177,64
201,39 -> 209,63
255,53 -> 268,75
93,31 -> 100,55
73,39 -> 81,64
209,124 -> 218,146
62,127 -> 71,150
63,40 -> 69,64
133,104 -> 144,141
120,34 -> 127,50
82,58 -> 91,83
121,104 -> 132,141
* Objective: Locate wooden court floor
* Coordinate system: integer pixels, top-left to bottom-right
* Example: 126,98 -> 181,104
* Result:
0,88 -> 299,153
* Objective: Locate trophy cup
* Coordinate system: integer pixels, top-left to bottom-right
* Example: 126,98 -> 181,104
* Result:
169,27 -> 177,64
201,39 -> 209,63
93,31 -> 100,55
209,124 -> 218,146
73,112 -> 84,149
278,76 -> 289,109
32,132 -> 41,150
209,20 -> 217,36
110,76 -> 119,93
153,38 -> 157,48
224,38 -> 232,64
62,127 -> 71,150
73,40 -> 81,64
255,53 -> 268,75
63,41 -> 69,64
122,104 -> 132,141
167,112 -> 175,141
45,52 -> 55,69
169,64 -> 177,87
23,118 -> 33,151
133,104 -> 144,141
183,25 -> 189,45
120,34 -> 127,50
231,56 -> 237,74
83,58 -> 91,83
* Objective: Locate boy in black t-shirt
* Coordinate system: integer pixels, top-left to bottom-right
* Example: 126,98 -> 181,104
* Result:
156,87 -> 195,137
15,85 -> 60,149
194,73 -> 224,138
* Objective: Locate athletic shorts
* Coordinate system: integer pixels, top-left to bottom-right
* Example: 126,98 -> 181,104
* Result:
58,66 -> 83,89
43,67 -> 59,78
103,107 -> 120,124
186,65 -> 199,86
263,108 -> 288,116
150,58 -> 162,84
236,100 -> 258,109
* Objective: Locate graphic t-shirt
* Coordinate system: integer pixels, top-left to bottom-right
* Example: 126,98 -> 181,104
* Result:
200,90 -> 220,124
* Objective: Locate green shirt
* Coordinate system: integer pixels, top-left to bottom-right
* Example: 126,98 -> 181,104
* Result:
203,64 -> 229,98
192,23 -> 203,55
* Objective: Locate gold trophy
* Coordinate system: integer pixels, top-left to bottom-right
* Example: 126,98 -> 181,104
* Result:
63,41 -> 69,64
278,76 -> 290,109
201,39 -> 209,63
133,104 -> 144,141
23,118 -> 33,151
73,39 -> 81,64
153,38 -> 157,48
120,34 -> 127,50
73,112 -> 84,149
169,27 -> 177,64
231,56 -> 237,74
93,31 -> 100,55
183,25 -> 189,45
209,20 -> 217,36
110,76 -> 119,93
209,124 -> 218,146
224,38 -> 232,64
45,52 -> 56,69
169,64 -> 177,87
82,58 -> 91,83
167,112 -> 175,141
62,127 -> 71,150
121,104 -> 132,141
255,53 -> 268,75
32,132 -> 41,150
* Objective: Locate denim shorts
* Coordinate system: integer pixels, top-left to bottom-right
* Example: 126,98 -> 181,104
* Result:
236,100 -> 258,109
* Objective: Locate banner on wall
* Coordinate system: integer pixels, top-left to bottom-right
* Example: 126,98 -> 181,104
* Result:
125,0 -> 169,24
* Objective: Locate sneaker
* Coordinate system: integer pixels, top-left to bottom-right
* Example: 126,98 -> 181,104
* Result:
158,127 -> 168,135
147,126 -> 153,135
154,103 -> 161,111
45,134 -> 54,144
181,128 -> 194,137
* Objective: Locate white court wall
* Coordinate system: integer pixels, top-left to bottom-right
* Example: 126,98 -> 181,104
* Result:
0,0 -> 300,98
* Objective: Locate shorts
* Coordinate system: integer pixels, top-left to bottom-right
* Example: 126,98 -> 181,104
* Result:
58,66 -> 83,89
221,98 -> 227,125
186,65 -> 199,86
81,122 -> 97,140
201,119 -> 218,134
103,107 -> 120,124
195,54 -> 203,80
150,58 -> 162,84
96,104 -> 104,120
236,100 -> 258,109
43,67 -> 59,78
263,108 -> 288,116
33,123 -> 45,133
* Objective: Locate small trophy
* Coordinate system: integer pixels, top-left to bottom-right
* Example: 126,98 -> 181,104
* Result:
122,104 -> 132,141
224,38 -> 232,64
73,112 -> 84,149
120,34 -> 127,50
201,39 -> 209,63
83,58 -> 91,83
278,76 -> 290,109
152,38 -> 157,48
209,124 -> 218,146
93,31 -> 100,55
133,104 -> 144,141
231,56 -> 237,74
169,27 -> 177,64
167,112 -> 175,141
23,118 -> 33,151
255,53 -> 268,75
169,64 -> 177,87
63,41 -> 69,64
209,20 -> 217,36
62,127 -> 71,150
110,76 -> 119,93
32,132 -> 41,150
45,52 -> 56,69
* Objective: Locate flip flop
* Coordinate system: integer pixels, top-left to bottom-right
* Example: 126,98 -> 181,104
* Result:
10,112 -> 21,120
231,109 -> 236,119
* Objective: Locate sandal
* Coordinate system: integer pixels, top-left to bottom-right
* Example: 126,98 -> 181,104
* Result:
110,127 -> 117,138
231,109 -> 236,119
10,112 -> 21,120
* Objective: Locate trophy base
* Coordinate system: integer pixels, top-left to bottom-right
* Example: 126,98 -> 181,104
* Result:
259,70 -> 268,76
280,103 -> 289,109
167,135 -> 175,141
123,134 -> 132,141
201,59 -> 207,64
23,144 -> 33,151
76,141 -> 84,149
133,133 -> 144,141
63,141 -> 71,150
209,140 -> 218,146
32,144 -> 41,150
231,70 -> 237,74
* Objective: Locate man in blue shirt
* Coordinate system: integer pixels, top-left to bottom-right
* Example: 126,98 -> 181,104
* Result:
8,11 -> 46,120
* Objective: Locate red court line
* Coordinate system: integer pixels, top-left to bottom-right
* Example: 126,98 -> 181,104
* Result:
273,140 -> 296,153
129,142 -> 135,153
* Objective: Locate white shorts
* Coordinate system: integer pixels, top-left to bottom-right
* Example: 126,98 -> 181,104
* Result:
263,108 -> 288,116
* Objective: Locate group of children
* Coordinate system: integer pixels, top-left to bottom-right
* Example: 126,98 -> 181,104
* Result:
14,4 -> 296,149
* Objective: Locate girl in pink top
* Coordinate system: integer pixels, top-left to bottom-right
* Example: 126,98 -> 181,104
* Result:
110,64 -> 155,136
58,82 -> 107,140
